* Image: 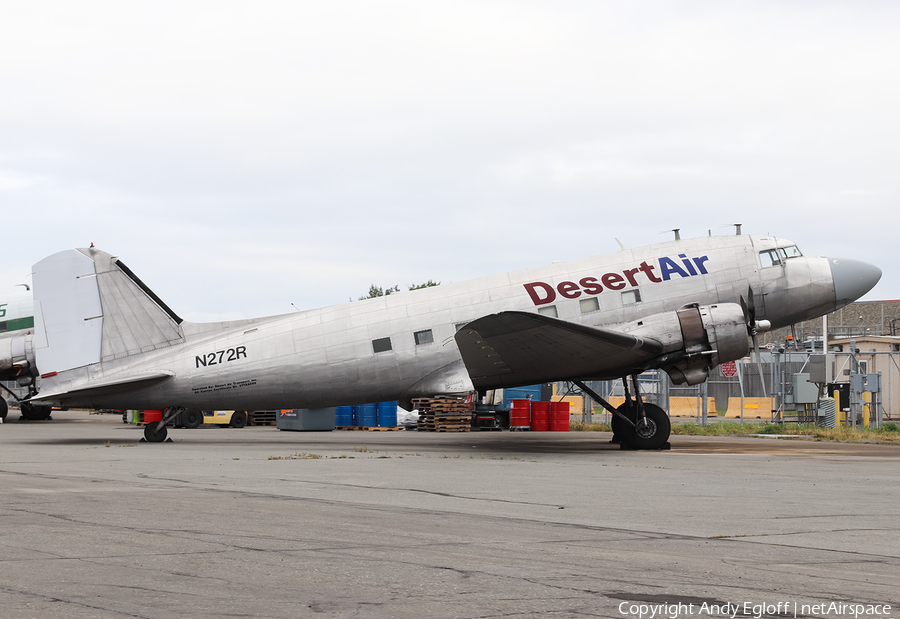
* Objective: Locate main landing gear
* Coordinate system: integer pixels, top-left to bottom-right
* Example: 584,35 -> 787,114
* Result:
574,377 -> 671,450
0,384 -> 52,421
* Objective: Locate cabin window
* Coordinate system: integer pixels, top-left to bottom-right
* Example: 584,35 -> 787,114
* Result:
538,305 -> 558,318
622,289 -> 641,305
759,249 -> 781,268
372,337 -> 392,353
579,298 -> 599,314
455,322 -> 469,331
414,329 -> 434,345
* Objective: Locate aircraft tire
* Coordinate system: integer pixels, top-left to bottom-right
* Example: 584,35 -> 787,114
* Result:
0,398 -> 7,421
143,424 -> 167,442
620,403 -> 670,450
611,403 -> 632,440
21,402 -> 52,421
182,409 -> 203,429
230,411 -> 247,428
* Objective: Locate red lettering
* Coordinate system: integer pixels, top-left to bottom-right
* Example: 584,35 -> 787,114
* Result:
524,282 -> 556,305
557,281 -> 581,299
579,276 -> 602,295
622,268 -> 640,287
601,272 -> 626,290
639,260 -> 662,283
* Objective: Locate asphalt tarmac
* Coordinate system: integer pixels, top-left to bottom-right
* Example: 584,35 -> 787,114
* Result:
1,411 -> 898,619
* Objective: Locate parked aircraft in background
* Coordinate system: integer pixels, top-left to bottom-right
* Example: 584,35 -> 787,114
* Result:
0,231 -> 881,447
0,285 -> 44,421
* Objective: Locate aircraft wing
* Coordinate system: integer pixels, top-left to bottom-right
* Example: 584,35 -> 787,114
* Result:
454,311 -> 664,389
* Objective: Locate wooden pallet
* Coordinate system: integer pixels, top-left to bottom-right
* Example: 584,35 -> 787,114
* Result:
413,397 -> 470,410
417,422 -> 470,430
418,415 -> 471,422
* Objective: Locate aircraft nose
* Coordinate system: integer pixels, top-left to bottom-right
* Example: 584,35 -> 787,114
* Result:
828,257 -> 882,305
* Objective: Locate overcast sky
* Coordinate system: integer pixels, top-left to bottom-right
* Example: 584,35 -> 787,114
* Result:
2,1 -> 897,321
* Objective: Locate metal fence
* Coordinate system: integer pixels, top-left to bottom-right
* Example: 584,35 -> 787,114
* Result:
563,348 -> 898,425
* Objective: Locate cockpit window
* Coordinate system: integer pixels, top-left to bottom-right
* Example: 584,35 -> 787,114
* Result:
760,245 -> 802,268
759,249 -> 781,268
781,245 -> 802,259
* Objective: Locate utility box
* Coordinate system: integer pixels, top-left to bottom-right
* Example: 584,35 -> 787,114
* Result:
792,373 -> 819,404
276,408 -> 336,432
808,354 -> 832,384
866,373 -> 882,393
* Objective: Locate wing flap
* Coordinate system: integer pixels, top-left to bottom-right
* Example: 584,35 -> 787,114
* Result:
455,311 -> 663,389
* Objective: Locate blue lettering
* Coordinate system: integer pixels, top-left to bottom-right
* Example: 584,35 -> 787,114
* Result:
678,254 -> 698,276
693,255 -> 710,274
659,257 -> 690,280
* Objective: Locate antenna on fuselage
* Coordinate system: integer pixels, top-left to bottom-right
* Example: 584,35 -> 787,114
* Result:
615,238 -> 626,250
657,229 -> 681,240
733,223 -> 742,235
290,303 -> 301,312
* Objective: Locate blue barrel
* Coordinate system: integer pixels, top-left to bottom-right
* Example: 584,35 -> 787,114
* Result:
377,401 -> 398,427
335,406 -> 353,427
355,403 -> 377,427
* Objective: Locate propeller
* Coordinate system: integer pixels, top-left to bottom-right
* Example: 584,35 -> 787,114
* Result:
740,287 -> 770,397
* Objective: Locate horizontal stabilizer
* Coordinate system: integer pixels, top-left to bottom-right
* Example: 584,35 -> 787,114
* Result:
28,371 -> 174,405
454,311 -> 663,389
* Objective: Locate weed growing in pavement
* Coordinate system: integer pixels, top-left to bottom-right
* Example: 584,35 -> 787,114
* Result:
268,452 -> 324,460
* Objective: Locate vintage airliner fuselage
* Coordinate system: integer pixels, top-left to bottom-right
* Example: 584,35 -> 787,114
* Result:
12,233 -> 878,423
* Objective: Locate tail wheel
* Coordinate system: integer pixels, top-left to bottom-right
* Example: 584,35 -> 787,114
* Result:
182,409 -> 203,429
143,424 -> 167,442
618,402 -> 670,450
230,411 -> 247,428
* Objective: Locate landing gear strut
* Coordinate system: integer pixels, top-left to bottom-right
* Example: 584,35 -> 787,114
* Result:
574,376 -> 671,450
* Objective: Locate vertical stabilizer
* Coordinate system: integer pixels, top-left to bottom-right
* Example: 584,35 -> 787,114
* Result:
33,250 -> 104,374
33,247 -> 185,376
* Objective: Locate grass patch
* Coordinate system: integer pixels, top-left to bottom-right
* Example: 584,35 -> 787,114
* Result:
670,421 -> 900,444
569,420 -> 612,432
570,418 -> 900,444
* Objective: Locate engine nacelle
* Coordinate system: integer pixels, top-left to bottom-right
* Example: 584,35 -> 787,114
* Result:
0,333 -> 39,386
618,303 -> 749,386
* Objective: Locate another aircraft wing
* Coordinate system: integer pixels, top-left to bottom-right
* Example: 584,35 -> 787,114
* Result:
454,311 -> 664,389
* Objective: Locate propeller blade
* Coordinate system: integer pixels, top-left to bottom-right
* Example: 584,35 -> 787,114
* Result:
747,287 -> 756,324
752,333 -> 767,398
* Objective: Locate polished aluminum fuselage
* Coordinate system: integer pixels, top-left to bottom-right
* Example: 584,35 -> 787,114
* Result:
33,235 -> 854,410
